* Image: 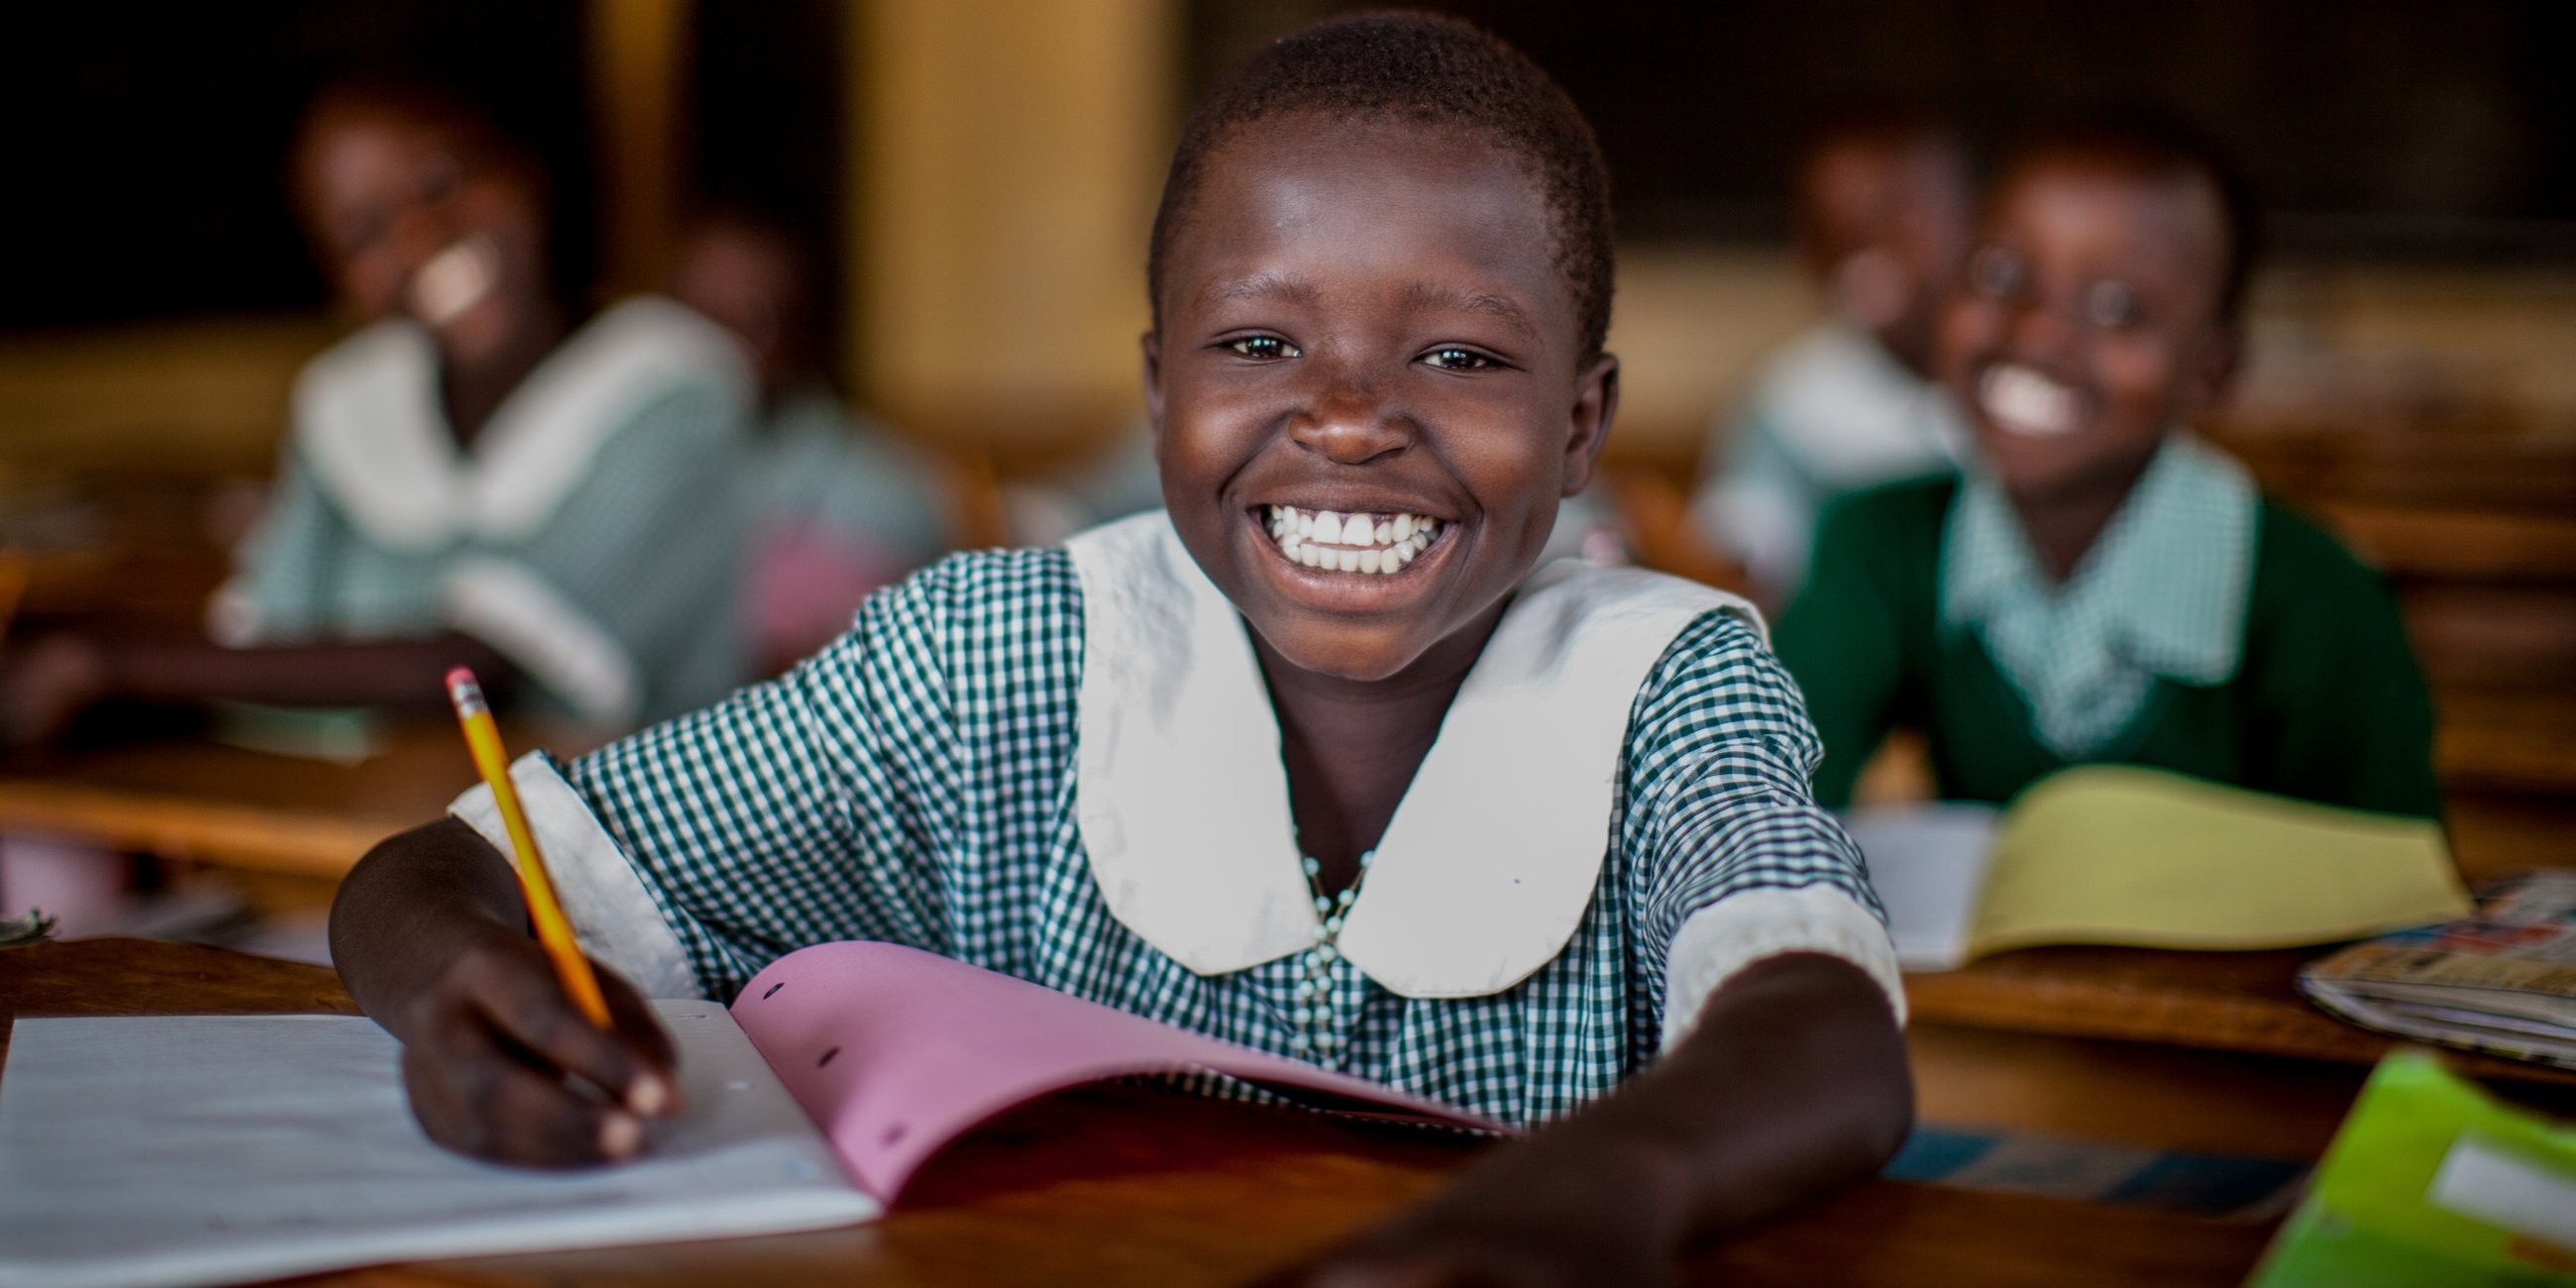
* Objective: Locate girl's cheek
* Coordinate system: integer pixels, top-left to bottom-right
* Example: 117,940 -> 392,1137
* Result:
2094,336 -> 2177,422
459,183 -> 546,269
334,258 -> 405,321
1935,300 -> 2000,380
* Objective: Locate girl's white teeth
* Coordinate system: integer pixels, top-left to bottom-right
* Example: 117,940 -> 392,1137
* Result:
1265,505 -> 1441,576
1981,364 -> 2083,437
406,235 -> 501,328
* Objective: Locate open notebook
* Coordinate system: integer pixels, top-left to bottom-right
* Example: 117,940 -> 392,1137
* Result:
1846,765 -> 2473,971
0,941 -> 1496,1288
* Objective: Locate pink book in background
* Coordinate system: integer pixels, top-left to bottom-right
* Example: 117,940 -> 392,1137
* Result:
734,940 -> 1505,1200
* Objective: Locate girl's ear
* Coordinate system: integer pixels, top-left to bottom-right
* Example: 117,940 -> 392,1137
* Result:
1561,352 -> 1619,496
1140,331 -> 1165,438
1139,331 -> 1169,467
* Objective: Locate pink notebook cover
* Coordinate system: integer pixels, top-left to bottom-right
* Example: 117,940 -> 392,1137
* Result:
729,941 -> 1506,1199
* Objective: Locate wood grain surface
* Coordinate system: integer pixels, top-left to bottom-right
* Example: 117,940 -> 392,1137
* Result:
1906,943 -> 2576,1087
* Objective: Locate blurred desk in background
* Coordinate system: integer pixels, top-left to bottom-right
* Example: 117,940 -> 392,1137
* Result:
0,937 -> 2277,1288
1903,945 -> 2576,1168
1908,946 -> 2576,1086
0,720 -> 592,880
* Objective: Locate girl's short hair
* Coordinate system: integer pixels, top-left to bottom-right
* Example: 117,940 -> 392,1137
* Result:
1148,12 -> 1616,359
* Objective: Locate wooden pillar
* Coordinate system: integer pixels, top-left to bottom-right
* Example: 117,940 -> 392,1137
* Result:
847,0 -> 1176,455
587,0 -> 692,296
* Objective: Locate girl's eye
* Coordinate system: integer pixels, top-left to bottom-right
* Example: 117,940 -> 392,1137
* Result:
1968,246 -> 2028,301
334,213 -> 386,255
1226,335 -> 1299,361
1422,347 -> 1494,372
2080,279 -> 2145,330
417,155 -> 464,206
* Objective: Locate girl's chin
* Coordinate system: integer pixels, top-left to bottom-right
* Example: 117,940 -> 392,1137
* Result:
424,296 -> 536,367
1249,622 -> 1429,686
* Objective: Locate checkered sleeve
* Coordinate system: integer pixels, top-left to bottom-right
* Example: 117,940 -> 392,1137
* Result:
1620,609 -> 1903,1049
542,554 -> 999,998
205,450 -> 346,646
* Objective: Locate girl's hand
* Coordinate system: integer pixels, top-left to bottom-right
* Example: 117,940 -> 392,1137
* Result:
385,923 -> 683,1167
1273,1212 -> 1670,1288
1267,954 -> 1910,1288
1262,1136 -> 1681,1288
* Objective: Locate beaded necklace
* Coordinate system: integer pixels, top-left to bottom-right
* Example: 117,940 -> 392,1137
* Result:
1288,848 -> 1372,1061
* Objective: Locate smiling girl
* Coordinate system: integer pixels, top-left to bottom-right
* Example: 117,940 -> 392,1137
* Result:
1777,118 -> 2441,818
331,17 -> 1909,1283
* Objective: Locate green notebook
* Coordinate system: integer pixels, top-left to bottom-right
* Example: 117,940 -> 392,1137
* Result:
2250,1049 -> 2576,1286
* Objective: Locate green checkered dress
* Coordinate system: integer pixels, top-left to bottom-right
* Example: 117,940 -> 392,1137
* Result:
541,548 -> 1882,1127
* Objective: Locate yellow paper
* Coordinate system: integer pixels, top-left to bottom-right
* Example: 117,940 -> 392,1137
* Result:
1967,766 -> 2472,958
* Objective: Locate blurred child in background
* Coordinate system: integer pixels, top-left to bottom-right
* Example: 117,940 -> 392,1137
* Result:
0,78 -> 754,743
670,210 -> 951,674
1693,113 -> 1973,603
1776,118 -> 2441,818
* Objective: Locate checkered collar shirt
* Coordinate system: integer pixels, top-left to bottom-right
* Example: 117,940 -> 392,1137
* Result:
452,514 -> 1897,1127
1942,433 -> 2259,761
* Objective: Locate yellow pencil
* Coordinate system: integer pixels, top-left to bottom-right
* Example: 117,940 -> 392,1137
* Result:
445,666 -> 612,1029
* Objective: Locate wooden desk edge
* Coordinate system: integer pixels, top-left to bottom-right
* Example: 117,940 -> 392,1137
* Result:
0,781 -> 389,877
1904,965 -> 2576,1086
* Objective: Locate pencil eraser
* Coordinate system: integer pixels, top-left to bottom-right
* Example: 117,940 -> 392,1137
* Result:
446,667 -> 486,712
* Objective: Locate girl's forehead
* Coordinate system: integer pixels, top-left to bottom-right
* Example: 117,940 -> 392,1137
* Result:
1985,161 -> 2225,282
1170,122 -> 1564,295
1201,114 -> 1531,203
317,111 -> 466,167
1989,160 -> 2219,243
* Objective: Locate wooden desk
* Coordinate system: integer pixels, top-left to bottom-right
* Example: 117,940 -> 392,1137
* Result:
0,939 -> 2276,1288
0,721 -> 591,879
1906,944 -> 2576,1087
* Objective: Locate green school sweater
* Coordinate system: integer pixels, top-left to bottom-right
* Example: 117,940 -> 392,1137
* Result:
1775,476 -> 2443,819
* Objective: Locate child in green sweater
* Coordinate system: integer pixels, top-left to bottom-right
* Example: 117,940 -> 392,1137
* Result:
1775,119 -> 2441,819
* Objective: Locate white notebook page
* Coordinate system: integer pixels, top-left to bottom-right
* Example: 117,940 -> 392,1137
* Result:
0,1003 -> 879,1288
1841,803 -> 2002,970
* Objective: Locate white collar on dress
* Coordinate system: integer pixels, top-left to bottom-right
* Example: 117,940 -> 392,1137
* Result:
1067,511 -> 1755,999
1940,432 -> 2258,757
1763,321 -> 1967,481
291,296 -> 750,551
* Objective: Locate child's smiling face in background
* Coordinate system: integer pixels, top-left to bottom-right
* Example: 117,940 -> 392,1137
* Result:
295,103 -> 550,368
1148,115 -> 1614,686
1938,152 -> 2238,505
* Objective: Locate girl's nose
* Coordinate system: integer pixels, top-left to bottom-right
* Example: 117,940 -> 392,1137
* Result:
1288,378 -> 1412,465
385,203 -> 456,278
2002,291 -> 2082,364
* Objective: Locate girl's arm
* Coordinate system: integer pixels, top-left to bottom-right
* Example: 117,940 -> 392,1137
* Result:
1284,951 -> 1909,1287
0,631 -> 519,746
329,817 -> 682,1166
